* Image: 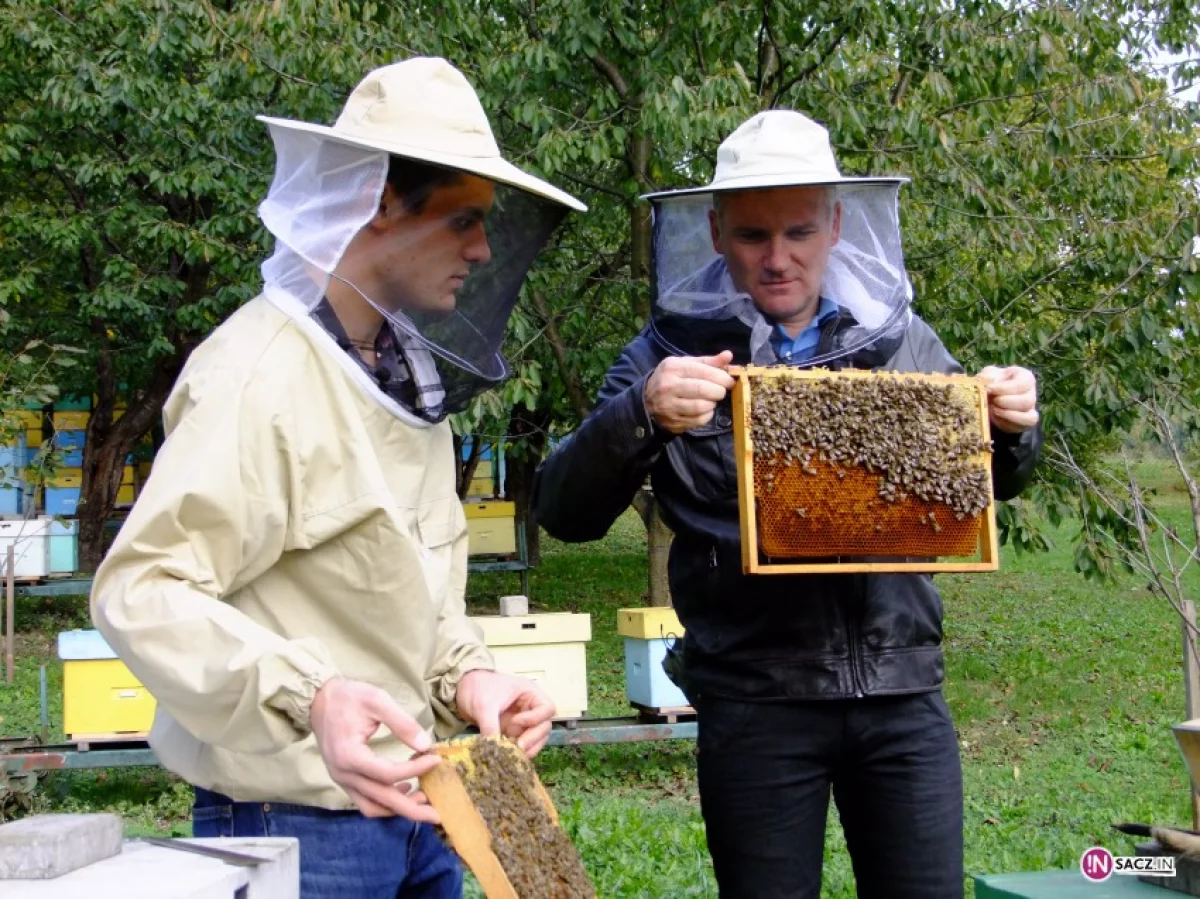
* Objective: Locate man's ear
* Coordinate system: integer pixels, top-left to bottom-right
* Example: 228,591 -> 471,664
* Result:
369,182 -> 403,232
709,207 -> 722,254
829,201 -> 842,247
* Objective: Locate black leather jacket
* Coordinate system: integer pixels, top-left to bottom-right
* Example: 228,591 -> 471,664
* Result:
532,311 -> 1042,703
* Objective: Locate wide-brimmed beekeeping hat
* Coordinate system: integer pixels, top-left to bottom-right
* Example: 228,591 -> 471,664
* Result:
642,110 -> 906,201
258,57 -> 585,212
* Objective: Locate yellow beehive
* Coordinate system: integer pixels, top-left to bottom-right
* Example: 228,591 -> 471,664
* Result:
470,613 -> 591,720
12,410 -> 42,430
463,500 -> 517,555
51,410 -> 90,431
47,469 -> 82,490
463,460 -> 496,497
732,365 -> 999,574
57,630 -> 156,741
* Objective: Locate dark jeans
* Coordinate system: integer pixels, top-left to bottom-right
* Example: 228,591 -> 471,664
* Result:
695,690 -> 964,899
191,787 -> 463,899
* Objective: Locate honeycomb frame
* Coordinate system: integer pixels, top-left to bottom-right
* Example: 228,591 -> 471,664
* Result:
731,365 -> 1000,574
418,734 -> 595,898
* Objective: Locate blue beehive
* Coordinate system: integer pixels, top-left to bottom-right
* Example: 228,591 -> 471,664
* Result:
0,436 -> 27,516
617,608 -> 690,710
45,470 -> 82,516
48,519 -> 78,573
53,429 -> 85,467
0,485 -> 22,516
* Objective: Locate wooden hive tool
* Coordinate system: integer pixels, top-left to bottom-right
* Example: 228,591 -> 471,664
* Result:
418,734 -> 596,899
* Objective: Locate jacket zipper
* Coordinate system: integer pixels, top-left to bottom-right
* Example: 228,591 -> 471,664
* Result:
846,575 -> 865,698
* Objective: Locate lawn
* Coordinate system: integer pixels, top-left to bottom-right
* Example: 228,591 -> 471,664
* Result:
1,459 -> 1197,897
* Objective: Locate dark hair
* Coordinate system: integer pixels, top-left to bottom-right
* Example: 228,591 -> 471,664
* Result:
386,156 -> 463,214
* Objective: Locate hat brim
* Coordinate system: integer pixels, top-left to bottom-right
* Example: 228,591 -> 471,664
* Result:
257,115 -> 587,212
641,173 -> 908,202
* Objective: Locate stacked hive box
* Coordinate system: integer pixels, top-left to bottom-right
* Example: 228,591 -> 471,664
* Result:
469,613 -> 591,720
617,607 -> 690,712
1,398 -> 148,580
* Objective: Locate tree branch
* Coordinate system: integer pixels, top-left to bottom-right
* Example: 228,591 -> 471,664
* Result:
591,54 -> 630,99
770,19 -> 852,107
529,288 -> 591,421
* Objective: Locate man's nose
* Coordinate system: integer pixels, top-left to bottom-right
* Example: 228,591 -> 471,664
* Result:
763,236 -> 790,274
467,229 -> 492,265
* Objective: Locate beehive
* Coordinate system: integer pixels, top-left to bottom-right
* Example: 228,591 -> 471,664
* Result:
420,735 -> 595,899
731,365 -> 999,574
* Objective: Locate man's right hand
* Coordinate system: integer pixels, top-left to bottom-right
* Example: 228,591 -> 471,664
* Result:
310,676 -> 442,823
643,350 -> 735,435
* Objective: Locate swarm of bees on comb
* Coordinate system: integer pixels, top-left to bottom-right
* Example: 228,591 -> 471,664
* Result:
746,369 -> 994,560
419,735 -> 595,899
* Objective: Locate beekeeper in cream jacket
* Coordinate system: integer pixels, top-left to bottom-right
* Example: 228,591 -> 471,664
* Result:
90,57 -> 585,898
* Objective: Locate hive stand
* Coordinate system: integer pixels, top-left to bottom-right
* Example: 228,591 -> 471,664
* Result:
730,365 -> 1000,575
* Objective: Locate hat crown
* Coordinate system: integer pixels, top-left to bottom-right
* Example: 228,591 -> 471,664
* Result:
713,110 -> 842,186
333,57 -> 500,159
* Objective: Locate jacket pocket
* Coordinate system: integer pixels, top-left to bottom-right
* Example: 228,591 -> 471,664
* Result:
415,495 -> 465,550
414,496 -> 466,608
191,803 -> 234,838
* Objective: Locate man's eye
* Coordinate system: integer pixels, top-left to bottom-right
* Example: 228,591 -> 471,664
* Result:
736,231 -> 768,242
786,228 -> 816,240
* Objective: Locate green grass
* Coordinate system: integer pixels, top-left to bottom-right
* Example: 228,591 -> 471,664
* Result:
3,459 -> 1199,896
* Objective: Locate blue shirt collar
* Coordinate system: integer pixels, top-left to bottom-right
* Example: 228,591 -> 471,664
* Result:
770,297 -> 839,362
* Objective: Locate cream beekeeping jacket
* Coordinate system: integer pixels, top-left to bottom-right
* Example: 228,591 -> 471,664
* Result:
90,295 -> 494,810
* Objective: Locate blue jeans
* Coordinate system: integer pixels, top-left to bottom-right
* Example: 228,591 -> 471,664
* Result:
694,690 -> 964,899
191,787 -> 463,899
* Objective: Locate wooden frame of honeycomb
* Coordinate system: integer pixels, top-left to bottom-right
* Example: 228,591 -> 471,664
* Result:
731,365 -> 1000,574
418,734 -> 596,898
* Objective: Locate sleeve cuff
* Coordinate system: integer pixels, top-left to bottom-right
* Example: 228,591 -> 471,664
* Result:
433,646 -> 496,717
624,376 -> 673,451
272,661 -> 342,735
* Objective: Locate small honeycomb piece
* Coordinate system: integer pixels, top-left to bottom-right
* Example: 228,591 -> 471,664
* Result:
419,735 -> 595,899
746,368 -> 993,560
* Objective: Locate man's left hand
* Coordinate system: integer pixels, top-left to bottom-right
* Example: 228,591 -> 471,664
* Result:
454,670 -> 555,758
977,365 -> 1039,434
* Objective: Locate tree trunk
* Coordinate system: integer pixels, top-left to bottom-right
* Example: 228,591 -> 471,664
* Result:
632,486 -> 673,607
504,407 -> 552,568
77,348 -> 192,572
457,436 -> 485,499
628,133 -> 653,324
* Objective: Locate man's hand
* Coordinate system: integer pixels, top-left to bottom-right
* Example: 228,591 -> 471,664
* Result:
455,670 -> 555,758
977,366 -> 1039,434
644,350 -> 736,435
310,677 -> 442,823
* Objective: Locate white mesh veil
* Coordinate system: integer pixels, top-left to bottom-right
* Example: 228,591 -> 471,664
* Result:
257,123 -> 568,424
647,182 -> 913,367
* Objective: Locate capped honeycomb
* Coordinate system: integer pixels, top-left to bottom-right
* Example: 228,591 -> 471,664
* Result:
744,368 -> 993,560
420,735 -> 595,899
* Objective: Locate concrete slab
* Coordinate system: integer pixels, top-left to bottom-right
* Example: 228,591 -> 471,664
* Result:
4,837 -> 299,898
0,813 -> 122,880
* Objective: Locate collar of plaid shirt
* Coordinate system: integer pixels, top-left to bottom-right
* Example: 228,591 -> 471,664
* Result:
312,298 -> 447,422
